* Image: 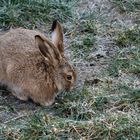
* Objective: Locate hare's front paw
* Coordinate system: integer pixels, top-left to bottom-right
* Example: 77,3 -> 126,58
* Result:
41,99 -> 55,106
11,86 -> 28,101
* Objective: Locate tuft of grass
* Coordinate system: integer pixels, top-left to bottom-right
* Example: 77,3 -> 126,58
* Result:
118,85 -> 140,102
113,0 -> 140,12
78,20 -> 97,34
71,35 -> 96,59
108,47 -> 140,76
115,26 -> 140,47
64,8 -> 97,60
70,13 -> 97,60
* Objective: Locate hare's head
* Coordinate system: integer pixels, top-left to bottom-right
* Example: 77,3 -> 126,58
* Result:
35,20 -> 77,93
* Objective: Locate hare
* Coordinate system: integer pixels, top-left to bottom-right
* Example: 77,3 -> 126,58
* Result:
0,20 -> 77,106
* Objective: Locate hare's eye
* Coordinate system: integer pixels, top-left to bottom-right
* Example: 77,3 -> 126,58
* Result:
67,75 -> 72,81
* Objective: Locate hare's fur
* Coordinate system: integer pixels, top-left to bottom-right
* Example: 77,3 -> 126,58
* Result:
0,21 -> 76,106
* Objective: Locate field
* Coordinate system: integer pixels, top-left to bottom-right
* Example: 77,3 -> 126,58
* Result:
0,0 -> 140,139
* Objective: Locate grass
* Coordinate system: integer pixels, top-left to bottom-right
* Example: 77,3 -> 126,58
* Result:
112,0 -> 140,24
109,47 -> 140,76
1,85 -> 140,139
115,26 -> 140,46
70,11 -> 97,60
0,0 -> 76,30
110,25 -> 140,76
71,35 -> 96,60
0,0 -> 140,139
113,0 -> 140,12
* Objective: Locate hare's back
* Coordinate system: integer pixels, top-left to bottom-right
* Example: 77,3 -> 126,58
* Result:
0,29 -> 46,81
0,29 -> 45,75
0,28 -> 46,52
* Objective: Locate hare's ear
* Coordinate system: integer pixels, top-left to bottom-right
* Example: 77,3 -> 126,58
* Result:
35,35 -> 60,66
51,20 -> 64,54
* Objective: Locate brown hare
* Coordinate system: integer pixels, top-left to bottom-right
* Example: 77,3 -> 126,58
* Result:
0,20 -> 77,106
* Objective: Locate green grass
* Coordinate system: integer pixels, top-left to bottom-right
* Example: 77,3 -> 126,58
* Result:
0,0 -> 76,30
110,25 -> 140,76
112,0 -> 140,23
71,35 -> 96,60
70,12 -> 97,60
113,0 -> 140,12
0,0 -> 140,139
109,47 -> 140,76
1,85 -> 140,139
115,26 -> 140,46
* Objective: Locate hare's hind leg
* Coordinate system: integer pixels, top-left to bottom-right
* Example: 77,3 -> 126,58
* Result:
11,86 -> 28,101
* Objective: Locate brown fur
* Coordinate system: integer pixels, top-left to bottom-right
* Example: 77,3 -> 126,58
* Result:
0,21 -> 76,106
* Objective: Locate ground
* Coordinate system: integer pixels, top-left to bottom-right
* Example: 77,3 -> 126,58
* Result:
0,0 -> 140,139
